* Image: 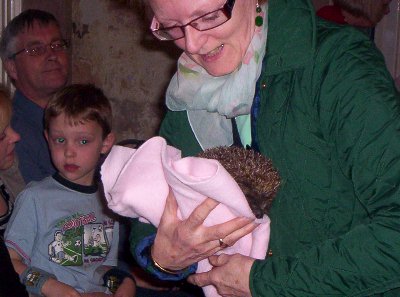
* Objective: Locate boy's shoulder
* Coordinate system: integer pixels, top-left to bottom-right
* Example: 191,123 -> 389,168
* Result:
24,175 -> 56,189
18,176 -> 60,199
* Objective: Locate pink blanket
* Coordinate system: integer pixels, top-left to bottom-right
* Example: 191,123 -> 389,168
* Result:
101,136 -> 270,297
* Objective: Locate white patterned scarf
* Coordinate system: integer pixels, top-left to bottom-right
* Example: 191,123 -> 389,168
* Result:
166,3 -> 268,150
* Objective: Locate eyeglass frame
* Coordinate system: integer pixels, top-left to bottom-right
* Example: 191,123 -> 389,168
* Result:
150,0 -> 236,41
8,39 -> 70,59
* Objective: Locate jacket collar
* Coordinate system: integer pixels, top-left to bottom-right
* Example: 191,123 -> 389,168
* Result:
264,0 -> 316,75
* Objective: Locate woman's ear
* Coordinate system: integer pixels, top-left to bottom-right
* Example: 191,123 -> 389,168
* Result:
101,132 -> 115,154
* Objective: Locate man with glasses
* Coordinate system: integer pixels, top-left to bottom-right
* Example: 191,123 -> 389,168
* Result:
0,9 -> 69,183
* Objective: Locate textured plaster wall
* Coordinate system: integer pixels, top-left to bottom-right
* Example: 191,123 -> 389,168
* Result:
71,0 -> 180,142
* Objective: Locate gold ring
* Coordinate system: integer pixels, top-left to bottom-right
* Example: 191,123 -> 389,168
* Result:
219,238 -> 228,249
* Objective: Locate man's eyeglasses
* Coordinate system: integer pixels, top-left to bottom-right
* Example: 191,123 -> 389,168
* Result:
150,0 -> 236,41
9,39 -> 69,59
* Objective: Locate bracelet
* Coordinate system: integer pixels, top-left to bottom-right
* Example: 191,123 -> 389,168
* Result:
103,268 -> 135,293
20,266 -> 56,297
150,245 -> 187,275
134,234 -> 198,281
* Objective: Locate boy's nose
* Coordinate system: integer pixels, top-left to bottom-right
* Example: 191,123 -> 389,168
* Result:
64,145 -> 76,157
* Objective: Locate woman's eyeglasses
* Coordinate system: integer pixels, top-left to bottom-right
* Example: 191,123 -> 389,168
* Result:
150,0 -> 235,41
9,39 -> 69,59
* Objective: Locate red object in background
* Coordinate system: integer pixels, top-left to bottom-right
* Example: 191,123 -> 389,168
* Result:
317,4 -> 347,24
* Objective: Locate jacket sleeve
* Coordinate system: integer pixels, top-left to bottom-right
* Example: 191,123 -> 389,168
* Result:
129,218 -> 156,260
250,32 -> 400,296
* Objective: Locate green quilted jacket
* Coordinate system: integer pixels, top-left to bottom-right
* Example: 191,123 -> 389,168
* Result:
130,0 -> 400,295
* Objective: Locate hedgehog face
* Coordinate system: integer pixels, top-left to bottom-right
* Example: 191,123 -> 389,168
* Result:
198,146 -> 280,218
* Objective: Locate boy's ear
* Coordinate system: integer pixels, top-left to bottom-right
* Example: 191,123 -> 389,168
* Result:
44,130 -> 49,142
101,132 -> 115,154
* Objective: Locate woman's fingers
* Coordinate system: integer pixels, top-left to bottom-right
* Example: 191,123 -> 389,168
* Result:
186,197 -> 259,250
187,254 -> 230,287
206,217 -> 258,244
188,254 -> 254,297
164,188 -> 179,214
159,188 -> 180,226
186,197 -> 220,228
208,254 -> 229,266
153,195 -> 221,269
154,193 -> 259,269
220,220 -> 259,247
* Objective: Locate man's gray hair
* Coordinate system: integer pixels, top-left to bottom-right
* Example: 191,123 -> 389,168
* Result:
0,9 -> 60,60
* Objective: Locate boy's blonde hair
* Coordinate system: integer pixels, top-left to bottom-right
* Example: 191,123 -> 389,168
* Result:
0,86 -> 12,133
333,0 -> 388,25
44,84 -> 112,139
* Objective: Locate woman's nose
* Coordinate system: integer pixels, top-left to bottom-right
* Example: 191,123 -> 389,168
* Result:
7,127 -> 20,143
183,26 -> 207,54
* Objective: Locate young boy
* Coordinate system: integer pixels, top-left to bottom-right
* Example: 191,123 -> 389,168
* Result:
4,84 -> 136,296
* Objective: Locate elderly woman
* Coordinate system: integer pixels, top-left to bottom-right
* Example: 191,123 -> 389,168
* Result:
0,86 -> 27,297
130,0 -> 400,296
0,87 -> 23,236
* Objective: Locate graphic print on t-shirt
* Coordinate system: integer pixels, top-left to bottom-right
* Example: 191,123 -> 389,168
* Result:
83,223 -> 109,257
48,230 -> 79,265
48,212 -> 113,266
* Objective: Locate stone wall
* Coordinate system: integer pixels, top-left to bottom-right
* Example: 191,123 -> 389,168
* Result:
71,0 -> 180,142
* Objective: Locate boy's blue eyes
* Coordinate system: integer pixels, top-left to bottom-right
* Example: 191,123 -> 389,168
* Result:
54,138 -> 89,144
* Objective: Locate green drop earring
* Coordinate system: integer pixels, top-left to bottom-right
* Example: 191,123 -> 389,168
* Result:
255,2 -> 263,27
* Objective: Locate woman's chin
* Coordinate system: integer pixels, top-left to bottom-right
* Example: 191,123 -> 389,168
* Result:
193,51 -> 240,77
203,65 -> 238,77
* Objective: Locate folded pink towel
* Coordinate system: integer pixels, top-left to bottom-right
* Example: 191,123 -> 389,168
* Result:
101,136 -> 270,297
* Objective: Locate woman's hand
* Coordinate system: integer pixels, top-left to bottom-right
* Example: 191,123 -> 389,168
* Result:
151,190 -> 258,271
188,253 -> 255,297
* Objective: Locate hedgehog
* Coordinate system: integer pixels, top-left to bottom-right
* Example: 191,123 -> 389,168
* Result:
197,146 -> 281,219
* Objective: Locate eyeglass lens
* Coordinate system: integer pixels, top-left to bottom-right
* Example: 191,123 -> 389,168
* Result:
152,0 -> 234,40
27,40 -> 69,56
11,39 -> 69,58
